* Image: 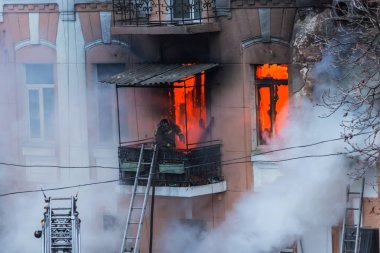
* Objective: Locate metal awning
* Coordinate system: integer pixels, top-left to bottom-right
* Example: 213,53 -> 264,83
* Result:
101,63 -> 218,87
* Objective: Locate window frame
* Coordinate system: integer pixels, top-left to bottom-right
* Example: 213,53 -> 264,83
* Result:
24,64 -> 55,142
171,0 -> 202,22
255,77 -> 288,146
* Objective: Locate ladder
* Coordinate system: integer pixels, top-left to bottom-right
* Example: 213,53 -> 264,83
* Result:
340,178 -> 365,253
41,196 -> 81,253
120,144 -> 158,253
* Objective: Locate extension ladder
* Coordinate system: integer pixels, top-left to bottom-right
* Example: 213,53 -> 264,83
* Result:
120,144 -> 158,253
41,196 -> 81,253
340,178 -> 365,253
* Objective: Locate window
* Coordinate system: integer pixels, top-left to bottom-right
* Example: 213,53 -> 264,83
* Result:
25,64 -> 55,141
255,64 -> 288,145
96,64 -> 125,143
172,0 -> 201,21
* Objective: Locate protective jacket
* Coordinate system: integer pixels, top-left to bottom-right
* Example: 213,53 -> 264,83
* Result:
155,120 -> 184,148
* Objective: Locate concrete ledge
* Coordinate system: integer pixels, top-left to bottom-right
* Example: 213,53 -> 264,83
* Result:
111,22 -> 221,35
117,181 -> 227,197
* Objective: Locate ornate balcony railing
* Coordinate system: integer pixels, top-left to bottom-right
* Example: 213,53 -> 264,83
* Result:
119,142 -> 223,187
112,0 -> 217,26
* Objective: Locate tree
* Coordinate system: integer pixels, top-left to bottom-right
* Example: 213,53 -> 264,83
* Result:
313,0 -> 380,179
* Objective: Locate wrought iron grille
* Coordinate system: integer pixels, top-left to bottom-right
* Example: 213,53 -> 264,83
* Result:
119,142 -> 223,186
112,0 -> 216,26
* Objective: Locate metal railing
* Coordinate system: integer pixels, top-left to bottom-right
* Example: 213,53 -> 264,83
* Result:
112,0 -> 217,26
118,142 -> 223,187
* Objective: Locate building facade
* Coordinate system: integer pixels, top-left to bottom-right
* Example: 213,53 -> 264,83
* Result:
0,0 -> 379,252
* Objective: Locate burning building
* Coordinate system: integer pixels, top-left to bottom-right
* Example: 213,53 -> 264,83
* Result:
0,0 -> 379,252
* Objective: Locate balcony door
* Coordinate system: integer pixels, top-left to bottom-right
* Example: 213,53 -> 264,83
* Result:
172,0 -> 201,22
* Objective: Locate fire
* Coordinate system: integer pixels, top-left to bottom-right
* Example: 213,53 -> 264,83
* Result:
274,84 -> 288,135
256,64 -> 288,80
256,64 -> 288,145
258,87 -> 271,143
171,72 -> 206,149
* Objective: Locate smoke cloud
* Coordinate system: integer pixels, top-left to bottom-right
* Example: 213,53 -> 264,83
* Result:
160,56 -> 353,253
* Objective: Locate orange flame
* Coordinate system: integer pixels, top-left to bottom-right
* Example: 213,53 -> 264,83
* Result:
274,84 -> 288,135
256,64 -> 288,144
171,72 -> 206,149
256,64 -> 288,80
258,86 -> 271,144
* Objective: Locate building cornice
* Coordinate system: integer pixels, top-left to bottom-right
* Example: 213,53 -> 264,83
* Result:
0,0 -> 111,22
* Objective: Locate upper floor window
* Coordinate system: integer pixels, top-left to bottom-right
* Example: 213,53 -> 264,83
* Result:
255,64 -> 288,145
96,64 -> 125,144
25,64 -> 55,141
173,0 -> 201,21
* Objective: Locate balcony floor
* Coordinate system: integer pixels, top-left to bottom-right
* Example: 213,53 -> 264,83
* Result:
111,22 -> 221,35
117,180 -> 227,197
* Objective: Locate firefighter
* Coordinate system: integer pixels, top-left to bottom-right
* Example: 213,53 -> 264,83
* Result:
155,118 -> 185,148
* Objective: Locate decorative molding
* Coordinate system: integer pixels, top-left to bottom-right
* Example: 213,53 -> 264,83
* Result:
241,36 -> 290,48
0,0 -> 111,22
29,12 -> 39,44
100,11 -> 111,44
84,39 -> 129,50
258,8 -> 271,43
15,39 -> 56,51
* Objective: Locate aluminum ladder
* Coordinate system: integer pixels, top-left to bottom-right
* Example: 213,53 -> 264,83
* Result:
120,143 -> 158,253
340,178 -> 365,253
41,196 -> 81,253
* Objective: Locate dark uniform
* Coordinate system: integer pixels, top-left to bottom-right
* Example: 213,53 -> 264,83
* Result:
155,119 -> 184,148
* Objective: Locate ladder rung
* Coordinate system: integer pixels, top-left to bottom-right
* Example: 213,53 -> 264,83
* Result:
51,215 -> 71,219
128,221 -> 140,224
138,177 -> 149,180
349,192 -> 361,194
125,236 -> 137,239
344,239 -> 356,242
51,197 -> 72,200
132,206 -> 143,209
346,207 -> 359,210
51,245 -> 72,248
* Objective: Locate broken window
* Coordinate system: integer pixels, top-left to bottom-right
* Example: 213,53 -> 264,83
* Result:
170,71 -> 208,148
255,64 -> 288,145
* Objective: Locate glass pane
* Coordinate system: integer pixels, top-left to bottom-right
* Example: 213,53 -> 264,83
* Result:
173,0 -> 191,19
43,88 -> 55,140
193,0 -> 202,19
26,64 -> 54,84
97,64 -> 125,81
258,86 -> 271,145
29,89 -> 41,138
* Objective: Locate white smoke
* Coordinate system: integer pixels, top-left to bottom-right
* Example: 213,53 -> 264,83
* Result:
0,61 -> 124,253
160,55 -> 353,253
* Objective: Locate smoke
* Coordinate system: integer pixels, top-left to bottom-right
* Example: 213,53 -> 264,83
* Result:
0,61 -> 125,253
160,57 -> 352,253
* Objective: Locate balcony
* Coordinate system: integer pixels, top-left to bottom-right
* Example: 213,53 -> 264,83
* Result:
117,142 -> 227,197
112,0 -> 221,34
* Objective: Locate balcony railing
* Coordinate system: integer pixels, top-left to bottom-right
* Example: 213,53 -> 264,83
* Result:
112,0 -> 217,26
119,142 -> 223,187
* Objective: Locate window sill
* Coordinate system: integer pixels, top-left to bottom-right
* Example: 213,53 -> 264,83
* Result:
22,142 -> 56,157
